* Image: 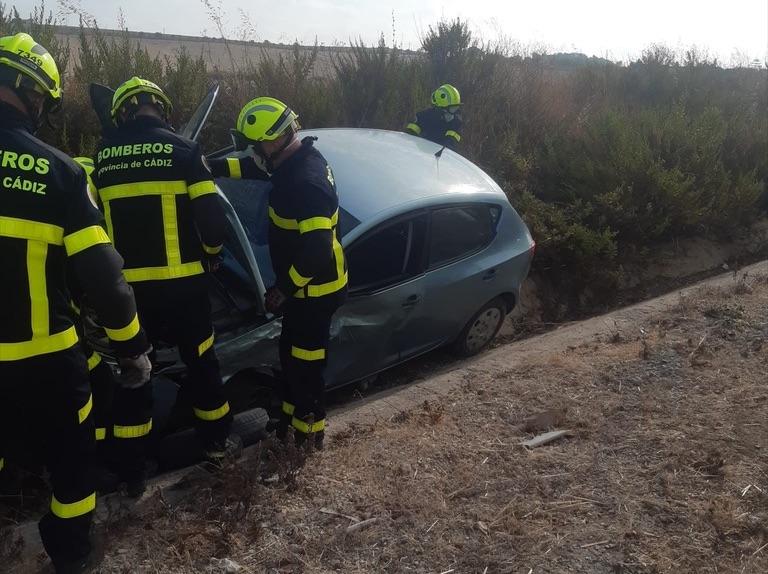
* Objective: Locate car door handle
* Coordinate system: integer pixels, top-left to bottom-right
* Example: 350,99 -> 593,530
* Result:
402,294 -> 421,308
482,269 -> 497,281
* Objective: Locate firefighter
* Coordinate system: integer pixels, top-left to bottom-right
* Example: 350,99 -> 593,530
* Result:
93,77 -> 239,490
209,97 -> 347,450
405,83 -> 463,149
0,33 -> 151,572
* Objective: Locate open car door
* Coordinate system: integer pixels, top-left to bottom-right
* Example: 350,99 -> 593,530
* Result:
180,83 -> 219,142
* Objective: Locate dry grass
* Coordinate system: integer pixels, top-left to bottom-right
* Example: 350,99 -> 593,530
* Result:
4,277 -> 768,573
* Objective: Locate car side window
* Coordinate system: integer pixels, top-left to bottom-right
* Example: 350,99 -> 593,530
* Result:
348,214 -> 428,293
428,204 -> 499,268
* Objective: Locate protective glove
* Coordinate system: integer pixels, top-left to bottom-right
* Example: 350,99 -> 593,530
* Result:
264,285 -> 287,315
204,253 -> 223,273
118,351 -> 152,389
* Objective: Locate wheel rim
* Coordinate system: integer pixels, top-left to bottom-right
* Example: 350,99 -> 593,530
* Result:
465,307 -> 503,353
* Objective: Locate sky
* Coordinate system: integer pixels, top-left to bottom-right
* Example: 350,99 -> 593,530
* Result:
13,0 -> 768,64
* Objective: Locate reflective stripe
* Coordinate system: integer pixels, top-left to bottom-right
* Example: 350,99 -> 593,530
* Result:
291,417 -> 326,434
0,458 -> 4,472
95,428 -> 106,441
446,130 -> 461,142
114,419 -> 153,439
193,401 -> 230,421
298,216 -> 333,234
188,180 -> 217,199
295,272 -> 348,299
64,226 -> 110,256
198,333 -> 214,356
291,346 -> 326,361
27,241 -> 49,339
0,216 -> 63,244
99,181 -> 187,202
0,326 -> 79,362
161,195 -> 181,266
87,352 -> 101,371
51,492 -> 96,519
123,262 -> 204,282
203,243 -> 222,255
406,122 -> 422,135
103,199 -> 114,244
268,207 -> 298,230
282,401 -> 295,416
78,394 -> 93,424
227,157 -> 242,179
104,313 -> 140,342
289,266 -> 312,288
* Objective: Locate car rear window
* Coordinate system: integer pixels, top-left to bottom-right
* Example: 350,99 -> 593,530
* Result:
428,204 -> 499,268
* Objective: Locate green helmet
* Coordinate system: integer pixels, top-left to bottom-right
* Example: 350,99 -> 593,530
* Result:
431,84 -> 461,108
232,96 -> 299,150
73,156 -> 95,177
0,32 -> 62,112
111,76 -> 173,125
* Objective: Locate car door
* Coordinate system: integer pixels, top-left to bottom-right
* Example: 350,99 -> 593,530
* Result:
397,203 -> 503,358
325,212 -> 428,386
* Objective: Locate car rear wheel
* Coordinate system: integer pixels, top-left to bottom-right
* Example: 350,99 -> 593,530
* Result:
451,297 -> 507,357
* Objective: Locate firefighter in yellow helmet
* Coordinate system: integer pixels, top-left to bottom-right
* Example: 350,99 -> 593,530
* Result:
93,77 -> 239,493
209,97 -> 347,450
0,33 -> 151,572
405,83 -> 463,149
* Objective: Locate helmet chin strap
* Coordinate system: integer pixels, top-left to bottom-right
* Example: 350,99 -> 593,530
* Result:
258,131 -> 298,172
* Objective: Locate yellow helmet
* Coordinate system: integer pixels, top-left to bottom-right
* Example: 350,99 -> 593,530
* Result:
73,156 -> 95,177
431,84 -> 461,108
111,76 -> 173,125
232,96 -> 299,149
0,32 -> 62,111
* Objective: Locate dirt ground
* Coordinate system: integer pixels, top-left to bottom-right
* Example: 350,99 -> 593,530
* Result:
4,271 -> 768,573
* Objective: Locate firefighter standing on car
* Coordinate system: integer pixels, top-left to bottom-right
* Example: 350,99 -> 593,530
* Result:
209,97 -> 347,449
93,77 -> 239,491
406,83 -> 463,149
0,33 -> 151,573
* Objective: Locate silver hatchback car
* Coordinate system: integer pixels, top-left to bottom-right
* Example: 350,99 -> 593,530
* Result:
208,127 -> 535,391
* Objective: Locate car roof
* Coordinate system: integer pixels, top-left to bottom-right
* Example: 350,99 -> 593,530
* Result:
302,128 -> 507,223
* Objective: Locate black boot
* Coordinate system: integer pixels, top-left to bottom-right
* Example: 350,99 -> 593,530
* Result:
203,433 -> 243,465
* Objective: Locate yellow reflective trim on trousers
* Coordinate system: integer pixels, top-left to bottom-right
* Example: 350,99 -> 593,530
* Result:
78,394 -> 93,424
95,428 -> 106,441
445,130 -> 461,142
63,225 -> 111,257
282,401 -> 295,416
123,262 -> 204,282
104,313 -> 140,342
27,241 -> 49,339
51,492 -> 96,519
193,401 -> 230,421
268,207 -> 298,230
198,333 -> 214,356
227,157 -> 242,179
0,326 -> 79,362
289,265 -> 312,288
203,243 -> 222,255
188,180 -> 217,199
161,194 -> 182,266
291,417 -> 326,434
99,181 -> 187,202
406,122 -> 422,135
87,351 -> 101,371
291,346 -> 326,361
0,216 -> 64,244
114,419 -> 153,439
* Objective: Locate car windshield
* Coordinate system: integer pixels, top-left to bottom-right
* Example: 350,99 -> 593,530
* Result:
216,178 -> 360,286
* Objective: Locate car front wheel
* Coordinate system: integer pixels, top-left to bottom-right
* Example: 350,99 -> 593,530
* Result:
451,297 -> 507,357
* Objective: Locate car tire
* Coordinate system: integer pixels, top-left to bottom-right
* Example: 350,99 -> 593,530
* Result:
451,297 -> 507,358
231,407 -> 270,446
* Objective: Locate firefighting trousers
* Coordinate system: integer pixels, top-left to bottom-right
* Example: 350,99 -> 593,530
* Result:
0,347 -> 95,566
278,296 -> 340,438
82,346 -> 116,451
111,276 -> 232,480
